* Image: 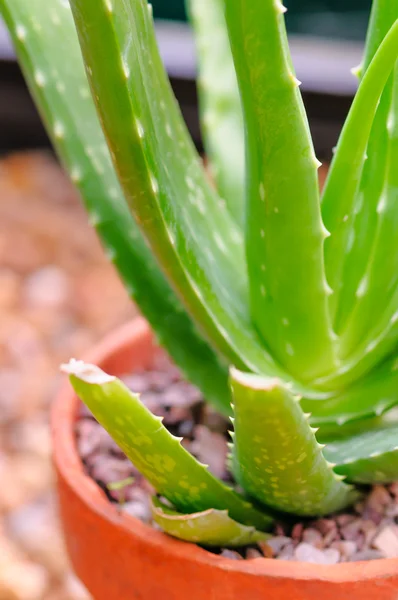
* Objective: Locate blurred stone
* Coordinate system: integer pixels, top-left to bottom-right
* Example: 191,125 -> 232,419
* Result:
0,269 -> 21,309
294,543 -> 340,564
0,369 -> 22,424
302,528 -> 323,549
373,526 -> 398,558
24,266 -> 70,309
0,455 -> 53,511
6,416 -> 51,458
367,485 -> 392,513
0,561 -> 48,600
263,536 -> 292,555
190,425 -> 228,480
5,496 -> 68,577
63,574 -> 91,600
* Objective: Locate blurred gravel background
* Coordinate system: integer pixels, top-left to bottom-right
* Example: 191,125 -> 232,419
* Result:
0,151 -> 135,599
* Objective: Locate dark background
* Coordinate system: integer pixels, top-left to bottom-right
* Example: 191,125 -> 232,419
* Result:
0,1 -> 372,158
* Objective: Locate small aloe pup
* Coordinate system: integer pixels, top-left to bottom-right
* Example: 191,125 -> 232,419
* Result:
3,0 -> 398,548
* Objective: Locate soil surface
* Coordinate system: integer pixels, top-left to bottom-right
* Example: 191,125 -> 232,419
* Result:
77,354 -> 398,564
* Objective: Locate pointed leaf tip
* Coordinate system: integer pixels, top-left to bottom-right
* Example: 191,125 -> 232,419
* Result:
60,359 -> 115,384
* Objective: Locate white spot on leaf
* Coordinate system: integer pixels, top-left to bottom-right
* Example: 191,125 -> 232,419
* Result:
34,71 -> 46,88
54,122 -> 65,139
16,25 -> 27,41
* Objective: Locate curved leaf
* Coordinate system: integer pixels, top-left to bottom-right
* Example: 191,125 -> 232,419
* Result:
304,356 -> 398,433
0,0 -> 231,416
225,0 -> 336,382
63,360 -> 273,531
325,425 -> 398,484
68,0 -> 293,381
186,0 -> 244,225
151,497 -> 268,547
334,0 -> 398,333
322,19 -> 398,329
230,369 -> 358,517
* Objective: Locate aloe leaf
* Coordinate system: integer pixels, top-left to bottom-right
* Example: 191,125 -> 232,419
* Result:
63,361 -> 273,531
312,303 -> 398,391
67,0 -> 298,381
325,425 -> 398,484
151,497 -> 268,547
334,0 -> 398,333
224,0 -> 336,382
186,0 -> 244,226
339,63 -> 398,360
321,20 -> 398,320
230,369 -> 358,517
0,0 -> 234,416
303,356 -> 398,434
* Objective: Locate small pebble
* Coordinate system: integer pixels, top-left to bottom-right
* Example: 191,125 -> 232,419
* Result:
302,528 -> 323,549
294,543 -> 339,564
220,549 -> 243,560
350,550 -> 385,562
246,548 -> 263,560
264,536 -> 292,555
372,526 -> 398,558
24,265 -> 70,308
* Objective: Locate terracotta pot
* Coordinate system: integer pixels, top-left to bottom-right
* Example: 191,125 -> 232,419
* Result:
52,317 -> 398,600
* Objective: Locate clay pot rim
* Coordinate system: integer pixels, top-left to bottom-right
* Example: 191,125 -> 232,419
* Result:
52,316 -> 398,584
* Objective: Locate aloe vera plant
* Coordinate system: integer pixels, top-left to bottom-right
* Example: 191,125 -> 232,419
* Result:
3,0 -> 398,548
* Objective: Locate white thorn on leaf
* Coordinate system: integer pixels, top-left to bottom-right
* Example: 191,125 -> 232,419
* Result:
105,0 -> 113,13
314,157 -> 322,169
289,74 -> 302,87
321,224 -> 331,239
275,0 -> 287,13
350,64 -> 362,78
324,282 -> 333,296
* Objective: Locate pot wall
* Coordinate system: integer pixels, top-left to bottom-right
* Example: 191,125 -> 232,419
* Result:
52,318 -> 398,600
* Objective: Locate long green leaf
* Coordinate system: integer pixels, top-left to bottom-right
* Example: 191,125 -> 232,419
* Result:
340,63 -> 398,359
303,356 -> 398,434
0,0 -> 232,416
321,19 -> 398,328
63,360 -> 273,530
334,0 -> 398,333
68,0 -> 297,382
186,0 -> 244,225
230,369 -> 358,517
151,497 -> 269,547
325,425 -> 398,484
224,0 -> 336,382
